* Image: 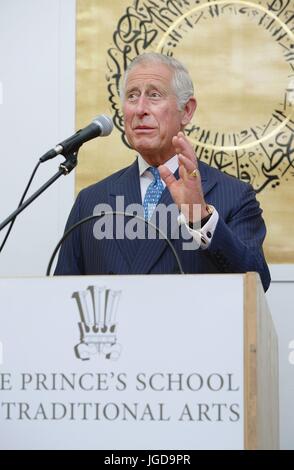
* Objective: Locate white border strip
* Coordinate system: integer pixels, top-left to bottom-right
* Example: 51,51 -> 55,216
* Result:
0,81 -> 3,105
269,264 -> 294,282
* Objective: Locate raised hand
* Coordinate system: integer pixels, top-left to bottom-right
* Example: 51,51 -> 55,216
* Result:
158,132 -> 209,222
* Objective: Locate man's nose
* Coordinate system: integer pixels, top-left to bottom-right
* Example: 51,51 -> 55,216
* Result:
135,95 -> 149,117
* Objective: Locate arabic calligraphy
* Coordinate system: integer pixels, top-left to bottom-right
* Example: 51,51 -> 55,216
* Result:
106,0 -> 294,192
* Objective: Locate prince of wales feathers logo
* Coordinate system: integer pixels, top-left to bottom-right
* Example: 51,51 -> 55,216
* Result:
72,286 -> 122,361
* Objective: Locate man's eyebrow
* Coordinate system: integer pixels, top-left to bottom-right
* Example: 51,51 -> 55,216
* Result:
145,83 -> 163,91
126,83 -> 165,92
125,86 -> 140,94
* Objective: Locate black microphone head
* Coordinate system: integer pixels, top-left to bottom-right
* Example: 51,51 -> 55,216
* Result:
92,115 -> 114,137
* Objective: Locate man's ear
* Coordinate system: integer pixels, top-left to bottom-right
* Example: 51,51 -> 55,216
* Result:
181,97 -> 197,127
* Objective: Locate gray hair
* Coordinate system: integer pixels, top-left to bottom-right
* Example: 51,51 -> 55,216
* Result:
120,53 -> 194,111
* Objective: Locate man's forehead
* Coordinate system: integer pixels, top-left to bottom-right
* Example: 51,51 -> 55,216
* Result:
125,64 -> 173,88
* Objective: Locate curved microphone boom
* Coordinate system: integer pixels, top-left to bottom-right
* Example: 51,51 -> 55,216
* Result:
40,115 -> 113,163
46,212 -> 185,276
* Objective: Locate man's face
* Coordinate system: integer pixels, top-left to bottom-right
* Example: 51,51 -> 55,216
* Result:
123,62 -> 185,165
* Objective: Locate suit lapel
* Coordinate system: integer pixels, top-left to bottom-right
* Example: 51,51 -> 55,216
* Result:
109,159 -> 142,206
109,160 -> 143,271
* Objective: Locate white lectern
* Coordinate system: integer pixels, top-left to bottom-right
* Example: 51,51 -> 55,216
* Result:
0,273 -> 278,449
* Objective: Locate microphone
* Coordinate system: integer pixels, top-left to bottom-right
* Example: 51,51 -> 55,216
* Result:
40,114 -> 113,163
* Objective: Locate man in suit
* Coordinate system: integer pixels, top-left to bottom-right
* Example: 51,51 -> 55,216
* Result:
55,53 -> 270,291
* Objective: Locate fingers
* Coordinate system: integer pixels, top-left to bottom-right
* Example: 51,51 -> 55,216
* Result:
172,132 -> 197,165
158,164 -> 177,188
158,154 -> 199,191
178,154 -> 197,176
178,160 -> 188,182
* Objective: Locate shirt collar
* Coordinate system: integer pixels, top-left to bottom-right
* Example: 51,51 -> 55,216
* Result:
137,154 -> 179,177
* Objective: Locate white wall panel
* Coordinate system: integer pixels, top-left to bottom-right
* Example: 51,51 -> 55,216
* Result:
267,264 -> 294,449
0,0 -> 76,276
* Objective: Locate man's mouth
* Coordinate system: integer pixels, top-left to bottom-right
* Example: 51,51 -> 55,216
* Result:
134,125 -> 156,132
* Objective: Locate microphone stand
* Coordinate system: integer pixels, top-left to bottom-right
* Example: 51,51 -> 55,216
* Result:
46,212 -> 185,276
0,152 -> 78,232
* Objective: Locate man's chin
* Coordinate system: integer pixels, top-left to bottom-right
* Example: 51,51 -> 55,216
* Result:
131,140 -> 157,155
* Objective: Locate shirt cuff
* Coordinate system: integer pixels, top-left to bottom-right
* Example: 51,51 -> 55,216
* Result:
177,205 -> 219,250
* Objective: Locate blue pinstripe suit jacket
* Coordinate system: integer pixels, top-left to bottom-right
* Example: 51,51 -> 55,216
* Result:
54,159 -> 270,291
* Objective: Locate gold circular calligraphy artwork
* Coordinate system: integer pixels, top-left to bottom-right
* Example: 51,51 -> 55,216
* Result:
107,0 -> 294,193
157,1 -> 294,153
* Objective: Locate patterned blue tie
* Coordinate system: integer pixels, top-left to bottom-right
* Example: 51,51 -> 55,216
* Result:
143,166 -> 164,220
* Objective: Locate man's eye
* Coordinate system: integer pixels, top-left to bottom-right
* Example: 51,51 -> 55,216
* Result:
127,93 -> 139,101
150,91 -> 161,98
